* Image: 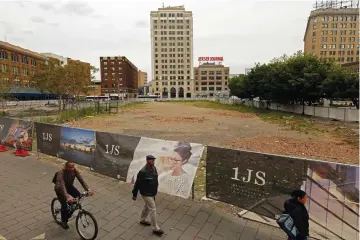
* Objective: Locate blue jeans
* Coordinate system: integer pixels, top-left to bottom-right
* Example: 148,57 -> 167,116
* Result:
55,186 -> 81,222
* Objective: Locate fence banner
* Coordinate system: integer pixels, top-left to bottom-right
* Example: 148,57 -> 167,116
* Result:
4,119 -> 34,151
206,146 -> 359,240
93,132 -> 141,181
126,137 -> 205,199
58,126 -> 95,167
35,122 -> 61,157
0,117 -> 15,142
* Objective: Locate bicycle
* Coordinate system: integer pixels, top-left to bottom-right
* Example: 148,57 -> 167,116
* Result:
51,192 -> 98,240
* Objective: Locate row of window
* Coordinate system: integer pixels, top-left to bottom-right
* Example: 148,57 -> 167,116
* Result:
318,37 -> 358,42
196,87 -> 227,91
320,50 -> 359,56
154,81 -> 191,86
154,25 -> 190,29
155,36 -> 190,41
0,64 -> 35,76
0,51 -> 37,66
158,13 -> 186,18
319,15 -> 357,22
199,76 -> 227,80
155,48 -> 191,53
0,77 -> 31,87
155,64 -> 191,69
157,59 -> 190,64
155,42 -> 190,47
318,56 -> 359,62
316,30 -> 357,35
155,53 -> 191,58
154,31 -> 191,35
318,23 -> 357,29
155,75 -> 189,80
155,65 -> 190,70
320,44 -> 357,49
196,71 -> 228,75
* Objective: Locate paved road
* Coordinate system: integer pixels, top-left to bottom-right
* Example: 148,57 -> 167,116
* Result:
0,152 -> 287,240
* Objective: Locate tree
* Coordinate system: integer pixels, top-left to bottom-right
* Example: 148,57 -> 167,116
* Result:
323,66 -> 359,109
229,50 -> 359,113
228,74 -> 251,99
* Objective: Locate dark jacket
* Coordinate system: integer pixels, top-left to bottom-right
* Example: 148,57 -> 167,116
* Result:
54,168 -> 89,197
284,198 -> 309,240
132,165 -> 158,197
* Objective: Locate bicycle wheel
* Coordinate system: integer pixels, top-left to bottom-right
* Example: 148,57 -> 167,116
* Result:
75,210 -> 98,240
50,198 -> 62,224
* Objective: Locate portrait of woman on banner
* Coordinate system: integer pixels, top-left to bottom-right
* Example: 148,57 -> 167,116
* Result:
127,138 -> 203,199
158,142 -> 193,198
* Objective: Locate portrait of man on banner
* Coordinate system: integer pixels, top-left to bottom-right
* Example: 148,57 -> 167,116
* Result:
126,137 -> 204,199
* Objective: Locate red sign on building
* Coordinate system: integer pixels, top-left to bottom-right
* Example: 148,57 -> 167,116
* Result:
198,56 -> 224,62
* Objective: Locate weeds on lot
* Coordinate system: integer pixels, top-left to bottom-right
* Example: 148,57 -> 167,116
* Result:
178,101 -> 359,147
193,149 -> 207,197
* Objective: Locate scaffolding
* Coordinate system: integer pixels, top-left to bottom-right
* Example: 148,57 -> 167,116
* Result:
313,0 -> 360,9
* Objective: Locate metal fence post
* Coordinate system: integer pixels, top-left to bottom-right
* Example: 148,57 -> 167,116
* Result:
191,182 -> 195,200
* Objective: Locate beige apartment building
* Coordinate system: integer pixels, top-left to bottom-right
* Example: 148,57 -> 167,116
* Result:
149,5 -> 194,98
193,63 -> 230,98
138,70 -> 147,87
304,5 -> 359,63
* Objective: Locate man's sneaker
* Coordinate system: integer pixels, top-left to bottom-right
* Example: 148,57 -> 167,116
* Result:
140,220 -> 151,226
153,229 -> 164,236
61,222 -> 69,229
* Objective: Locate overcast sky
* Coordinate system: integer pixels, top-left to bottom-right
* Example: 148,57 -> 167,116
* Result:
0,0 -> 314,80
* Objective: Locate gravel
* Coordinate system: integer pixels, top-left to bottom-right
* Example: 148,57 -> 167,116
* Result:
66,102 -> 358,164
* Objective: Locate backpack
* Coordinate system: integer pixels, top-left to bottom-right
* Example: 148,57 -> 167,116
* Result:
52,172 -> 58,184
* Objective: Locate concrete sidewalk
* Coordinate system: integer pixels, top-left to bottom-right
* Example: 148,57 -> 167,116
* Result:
0,153 -> 287,240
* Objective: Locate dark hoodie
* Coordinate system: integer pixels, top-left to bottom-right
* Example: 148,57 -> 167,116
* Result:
284,198 -> 309,240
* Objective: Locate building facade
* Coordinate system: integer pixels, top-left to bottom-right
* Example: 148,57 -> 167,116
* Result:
149,5 -> 194,98
100,56 -> 138,98
40,53 -> 68,66
193,63 -> 230,98
303,6 -> 359,63
0,41 -> 47,87
138,70 -> 148,87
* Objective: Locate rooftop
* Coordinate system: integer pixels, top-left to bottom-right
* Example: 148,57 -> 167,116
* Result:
0,41 -> 47,60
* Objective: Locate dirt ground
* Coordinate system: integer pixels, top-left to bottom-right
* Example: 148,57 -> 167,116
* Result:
66,101 -> 359,164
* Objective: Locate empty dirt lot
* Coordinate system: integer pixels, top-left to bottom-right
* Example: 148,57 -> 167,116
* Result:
66,101 -> 359,164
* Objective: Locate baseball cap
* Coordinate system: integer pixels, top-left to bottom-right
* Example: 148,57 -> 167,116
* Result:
146,155 -> 156,160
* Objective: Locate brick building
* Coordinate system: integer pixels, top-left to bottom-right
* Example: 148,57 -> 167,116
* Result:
303,4 -> 359,64
193,62 -> 229,98
100,56 -> 138,98
0,41 -> 47,87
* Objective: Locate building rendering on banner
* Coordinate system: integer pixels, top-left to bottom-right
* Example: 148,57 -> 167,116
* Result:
149,5 -> 194,98
303,0 -> 359,64
0,40 -> 47,88
193,57 -> 230,98
100,56 -> 138,98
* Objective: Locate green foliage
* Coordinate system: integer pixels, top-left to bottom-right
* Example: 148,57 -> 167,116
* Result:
228,51 -> 359,109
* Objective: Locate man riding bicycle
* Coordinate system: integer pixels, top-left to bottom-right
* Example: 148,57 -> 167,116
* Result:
54,161 -> 94,229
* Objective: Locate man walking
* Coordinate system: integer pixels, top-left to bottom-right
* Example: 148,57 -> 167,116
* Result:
132,155 -> 164,236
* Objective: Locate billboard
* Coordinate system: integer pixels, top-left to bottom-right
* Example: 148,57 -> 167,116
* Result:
58,126 -> 95,167
93,131 -> 141,181
206,146 -> 359,240
126,137 -> 205,199
4,119 -> 34,151
35,122 -> 61,157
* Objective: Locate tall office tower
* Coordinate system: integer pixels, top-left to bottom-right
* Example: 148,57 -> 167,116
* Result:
149,5 -> 194,98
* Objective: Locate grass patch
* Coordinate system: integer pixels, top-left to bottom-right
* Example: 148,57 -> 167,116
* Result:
175,101 -> 358,145
193,148 -> 207,198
